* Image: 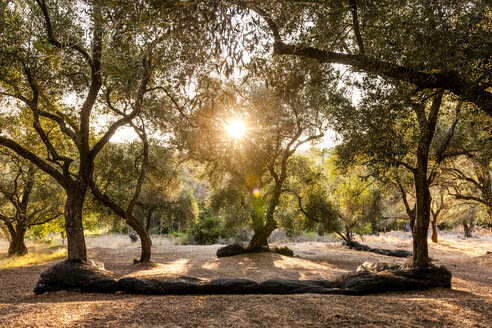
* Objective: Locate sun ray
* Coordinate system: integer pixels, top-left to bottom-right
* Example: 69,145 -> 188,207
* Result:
224,120 -> 246,139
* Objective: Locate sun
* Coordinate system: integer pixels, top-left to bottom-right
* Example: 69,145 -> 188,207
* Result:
224,120 -> 246,139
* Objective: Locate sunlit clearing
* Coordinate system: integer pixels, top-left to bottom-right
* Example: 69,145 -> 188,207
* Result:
225,120 -> 246,139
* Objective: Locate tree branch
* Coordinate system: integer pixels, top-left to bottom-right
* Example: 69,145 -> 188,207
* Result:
0,136 -> 65,185
35,0 -> 92,65
28,213 -> 62,227
91,53 -> 153,158
349,0 -> 365,54
252,8 -> 492,115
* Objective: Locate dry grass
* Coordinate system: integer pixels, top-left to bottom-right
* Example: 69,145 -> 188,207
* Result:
0,242 -> 66,269
0,231 -> 491,327
83,233 -> 183,249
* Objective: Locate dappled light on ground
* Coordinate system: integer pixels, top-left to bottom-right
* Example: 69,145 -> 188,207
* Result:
129,259 -> 191,278
1,232 -> 491,327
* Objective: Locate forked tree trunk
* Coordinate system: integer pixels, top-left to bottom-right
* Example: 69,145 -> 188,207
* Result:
8,224 -> 28,257
463,222 -> 474,238
64,187 -> 88,262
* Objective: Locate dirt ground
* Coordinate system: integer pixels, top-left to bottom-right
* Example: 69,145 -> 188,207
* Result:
0,232 -> 491,327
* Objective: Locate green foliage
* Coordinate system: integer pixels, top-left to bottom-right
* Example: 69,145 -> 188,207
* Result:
353,223 -> 372,236
188,213 -> 232,245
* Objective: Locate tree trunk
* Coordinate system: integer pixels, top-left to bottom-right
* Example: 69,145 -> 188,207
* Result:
248,187 -> 281,249
8,224 -> 28,257
412,155 -> 432,267
345,226 -> 353,242
463,222 -> 474,238
431,214 -> 438,243
89,179 -> 152,262
146,213 -> 153,246
248,224 -> 275,249
64,188 -> 88,262
371,216 -> 378,235
410,91 -> 443,268
126,216 -> 152,262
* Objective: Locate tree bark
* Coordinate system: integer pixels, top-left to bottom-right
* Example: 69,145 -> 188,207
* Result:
411,156 -> 431,268
431,214 -> 438,243
125,215 -> 152,262
8,224 -> 28,257
371,216 -> 378,235
64,187 -> 88,262
145,211 -> 153,246
410,92 -> 443,268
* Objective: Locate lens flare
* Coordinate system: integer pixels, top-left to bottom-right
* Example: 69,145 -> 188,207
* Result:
225,120 -> 246,139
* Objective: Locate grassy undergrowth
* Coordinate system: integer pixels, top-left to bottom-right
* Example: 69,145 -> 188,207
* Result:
0,243 -> 66,269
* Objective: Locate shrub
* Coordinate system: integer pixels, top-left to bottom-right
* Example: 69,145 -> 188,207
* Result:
189,214 -> 230,245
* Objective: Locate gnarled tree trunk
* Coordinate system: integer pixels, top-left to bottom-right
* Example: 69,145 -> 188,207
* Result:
248,222 -> 276,249
248,186 -> 281,249
7,223 -> 28,257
